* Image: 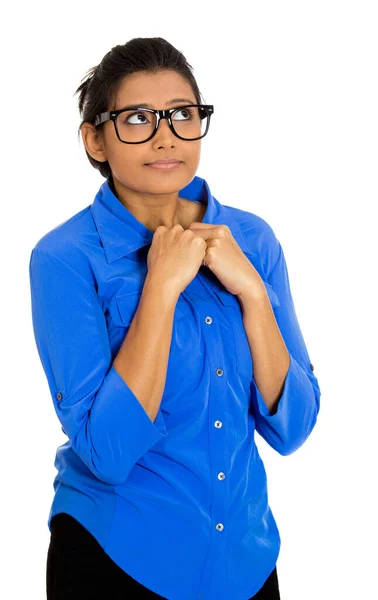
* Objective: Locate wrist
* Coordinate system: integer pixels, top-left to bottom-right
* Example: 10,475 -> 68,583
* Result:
144,273 -> 181,305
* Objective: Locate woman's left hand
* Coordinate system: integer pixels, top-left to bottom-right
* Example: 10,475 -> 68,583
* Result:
187,222 -> 266,299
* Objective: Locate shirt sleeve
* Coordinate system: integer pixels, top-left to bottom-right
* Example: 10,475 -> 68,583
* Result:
249,240 -> 321,456
29,246 -> 168,485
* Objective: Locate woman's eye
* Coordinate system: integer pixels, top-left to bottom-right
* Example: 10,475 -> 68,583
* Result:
125,112 -> 150,125
173,108 -> 194,121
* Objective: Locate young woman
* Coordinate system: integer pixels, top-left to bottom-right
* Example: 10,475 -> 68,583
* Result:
30,36 -> 321,600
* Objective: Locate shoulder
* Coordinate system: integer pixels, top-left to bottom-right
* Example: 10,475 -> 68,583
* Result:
223,204 -> 281,279
30,205 -> 97,285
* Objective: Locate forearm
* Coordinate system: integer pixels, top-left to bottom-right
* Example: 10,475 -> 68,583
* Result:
237,287 -> 290,415
113,274 -> 179,423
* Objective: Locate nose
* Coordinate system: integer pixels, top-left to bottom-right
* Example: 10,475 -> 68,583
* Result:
157,115 -> 171,130
154,115 -> 176,140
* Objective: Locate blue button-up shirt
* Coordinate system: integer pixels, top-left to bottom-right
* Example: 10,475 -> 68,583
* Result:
29,174 -> 321,599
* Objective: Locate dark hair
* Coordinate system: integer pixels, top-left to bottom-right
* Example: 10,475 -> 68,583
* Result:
74,37 -> 205,180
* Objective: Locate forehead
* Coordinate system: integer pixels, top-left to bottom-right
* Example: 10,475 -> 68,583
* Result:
115,70 -> 196,108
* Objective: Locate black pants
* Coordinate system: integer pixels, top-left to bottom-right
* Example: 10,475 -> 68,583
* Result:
47,513 -> 280,599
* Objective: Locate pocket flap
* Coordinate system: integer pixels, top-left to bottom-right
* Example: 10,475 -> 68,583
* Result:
115,289 -> 144,325
210,285 -> 240,308
113,289 -> 186,326
210,281 -> 280,308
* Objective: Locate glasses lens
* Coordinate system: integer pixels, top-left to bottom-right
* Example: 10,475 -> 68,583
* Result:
171,106 -> 208,140
116,106 -> 209,143
116,109 -> 156,143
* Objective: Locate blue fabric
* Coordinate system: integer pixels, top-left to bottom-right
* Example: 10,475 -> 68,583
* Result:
29,174 -> 321,599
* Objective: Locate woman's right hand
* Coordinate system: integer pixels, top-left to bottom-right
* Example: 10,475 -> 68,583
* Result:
146,224 -> 207,296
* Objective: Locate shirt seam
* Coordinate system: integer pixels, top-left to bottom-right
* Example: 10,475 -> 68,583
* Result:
33,246 -> 96,292
236,222 -> 282,282
267,242 -> 282,283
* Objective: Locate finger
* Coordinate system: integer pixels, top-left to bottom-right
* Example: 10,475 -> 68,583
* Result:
188,222 -> 217,228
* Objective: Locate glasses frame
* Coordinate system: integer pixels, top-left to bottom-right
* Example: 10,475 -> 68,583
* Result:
93,104 -> 214,144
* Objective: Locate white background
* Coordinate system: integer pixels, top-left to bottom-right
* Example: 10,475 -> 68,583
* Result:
2,1 -> 377,598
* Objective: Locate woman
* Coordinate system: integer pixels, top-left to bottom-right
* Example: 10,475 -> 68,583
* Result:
29,36 -> 321,599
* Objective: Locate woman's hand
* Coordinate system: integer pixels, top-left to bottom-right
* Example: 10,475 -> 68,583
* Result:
188,222 -> 266,299
146,223 -> 207,296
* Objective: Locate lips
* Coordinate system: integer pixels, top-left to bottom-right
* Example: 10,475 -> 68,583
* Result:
146,160 -> 182,165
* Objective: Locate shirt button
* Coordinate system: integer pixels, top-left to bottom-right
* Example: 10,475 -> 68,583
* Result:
205,316 -> 212,324
216,523 -> 224,531
310,363 -> 314,371
216,368 -> 223,376
217,472 -> 226,481
56,392 -> 63,401
214,420 -> 223,428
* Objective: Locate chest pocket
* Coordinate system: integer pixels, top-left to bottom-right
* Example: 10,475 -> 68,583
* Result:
108,289 -> 186,329
107,289 -> 193,413
210,281 -> 280,380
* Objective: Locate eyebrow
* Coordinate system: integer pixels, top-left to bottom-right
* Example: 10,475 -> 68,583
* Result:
117,98 -> 196,111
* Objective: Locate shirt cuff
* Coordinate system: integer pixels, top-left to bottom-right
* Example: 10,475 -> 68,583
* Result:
250,354 -> 292,419
87,365 -> 167,484
250,353 -> 318,455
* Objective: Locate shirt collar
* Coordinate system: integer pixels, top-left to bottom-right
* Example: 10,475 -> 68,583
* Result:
91,174 -> 249,263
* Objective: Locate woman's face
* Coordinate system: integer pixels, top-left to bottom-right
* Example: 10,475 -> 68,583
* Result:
81,70 -> 202,197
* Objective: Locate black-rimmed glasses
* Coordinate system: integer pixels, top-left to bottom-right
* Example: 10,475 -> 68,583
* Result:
93,104 -> 214,144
